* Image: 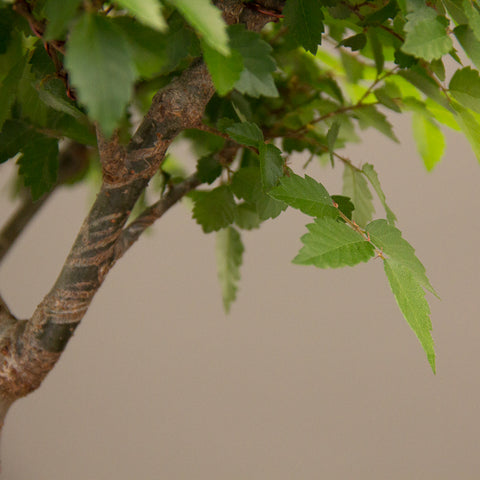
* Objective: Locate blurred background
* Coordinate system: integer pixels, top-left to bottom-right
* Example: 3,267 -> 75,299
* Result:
0,115 -> 479,479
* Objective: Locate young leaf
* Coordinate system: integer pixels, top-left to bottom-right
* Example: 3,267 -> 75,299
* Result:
362,164 -> 397,225
383,259 -> 436,373
342,164 -> 374,227
293,217 -> 375,268
411,112 -> 445,171
283,0 -> 324,55
190,185 -> 236,233
216,226 -> 244,313
449,67 -> 480,114
402,7 -> 452,61
269,173 -> 338,218
17,136 -> 59,200
65,13 -> 137,136
259,143 -> 283,190
167,0 -> 229,55
225,121 -> 263,147
366,219 -> 437,296
229,25 -> 278,98
115,0 -> 166,31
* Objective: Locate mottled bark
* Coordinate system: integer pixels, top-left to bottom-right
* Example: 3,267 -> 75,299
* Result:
0,0 -> 284,409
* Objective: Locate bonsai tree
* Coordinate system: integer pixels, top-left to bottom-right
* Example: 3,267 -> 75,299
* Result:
0,0 -> 479,464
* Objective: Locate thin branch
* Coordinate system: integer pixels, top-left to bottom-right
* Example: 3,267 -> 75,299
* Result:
114,174 -> 201,261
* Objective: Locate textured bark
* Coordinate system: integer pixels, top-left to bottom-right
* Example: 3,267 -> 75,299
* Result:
0,0 -> 284,403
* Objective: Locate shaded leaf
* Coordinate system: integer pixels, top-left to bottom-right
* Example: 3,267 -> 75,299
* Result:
342,164 -> 374,227
44,0 -> 82,39
196,155 -> 222,184
449,66 -> 480,114
225,121 -> 263,147
259,143 -> 283,190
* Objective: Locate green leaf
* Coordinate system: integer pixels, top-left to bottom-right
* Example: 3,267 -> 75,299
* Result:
168,0 -> 229,55
229,25 -> 278,98
259,143 -> 283,191
283,0 -> 324,55
362,164 -> 397,225
342,164 -> 374,227
411,112 -> 445,171
402,7 -> 452,61
462,0 -> 480,41
269,173 -> 338,218
339,33 -> 367,51
115,0 -> 166,31
201,39 -> 243,96
383,259 -> 435,373
65,13 -> 137,136
366,219 -> 437,295
0,54 -> 26,129
196,155 -> 222,184
17,136 -> 59,200
216,226 -> 244,313
374,87 -> 402,113
452,100 -> 480,163
37,78 -> 85,119
326,121 -> 340,165
355,105 -> 399,142
0,119 -> 30,163
449,66 -> 480,114
44,0 -> 82,39
225,121 -> 263,147
368,28 -> 385,75
331,194 -> 354,220
234,202 -> 261,230
293,217 -> 375,268
191,185 -> 236,233
454,25 -> 480,70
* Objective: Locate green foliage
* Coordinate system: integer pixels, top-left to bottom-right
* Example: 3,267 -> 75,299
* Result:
3,0 -> 480,371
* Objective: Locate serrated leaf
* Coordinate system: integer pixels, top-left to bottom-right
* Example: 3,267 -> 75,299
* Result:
355,105 -> 399,142
65,13 -> 137,136
168,0 -> 229,55
191,185 -> 236,233
411,112 -> 445,171
201,39 -> 243,96
229,25 -> 278,98
362,164 -> 397,225
452,100 -> 480,163
366,219 -> 437,295
234,202 -> 261,230
196,155 -> 222,184
115,0 -> 166,31
216,226 -> 244,313
342,164 -> 374,227
269,173 -> 338,218
449,66 -> 480,114
454,25 -> 480,70
374,87 -> 401,113
402,7 -> 452,61
225,121 -> 263,147
293,217 -> 375,268
17,136 -> 59,200
383,259 -> 435,373
283,0 -> 324,55
44,0 -> 83,39
259,143 -> 283,191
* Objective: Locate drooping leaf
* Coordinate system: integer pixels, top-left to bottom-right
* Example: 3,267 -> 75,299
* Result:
326,121 -> 340,166
234,202 -> 261,230
366,219 -> 437,295
44,0 -> 83,39
115,0 -> 166,31
449,66 -> 480,114
190,185 -> 236,232
399,67 -> 450,108
383,259 -> 436,373
355,105 -> 399,142
452,101 -> 480,163
259,143 -> 283,190
225,121 -> 263,147
411,112 -> 445,171
37,78 -> 85,120
228,25 -> 278,98
293,217 -> 375,268
362,164 -> 397,225
368,28 -> 385,75
402,6 -> 452,61
342,164 -> 374,227
168,0 -> 229,55
454,25 -> 480,70
216,226 -> 244,313
17,135 -> 59,200
283,0 -> 324,55
65,13 -> 137,136
269,173 -> 338,218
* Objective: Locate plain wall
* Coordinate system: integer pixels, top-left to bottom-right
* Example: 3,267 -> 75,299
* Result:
0,116 -> 479,479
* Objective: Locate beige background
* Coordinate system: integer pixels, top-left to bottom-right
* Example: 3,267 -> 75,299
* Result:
0,117 -> 479,479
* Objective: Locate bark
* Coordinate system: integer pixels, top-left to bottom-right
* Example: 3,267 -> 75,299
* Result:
0,0 -> 285,404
